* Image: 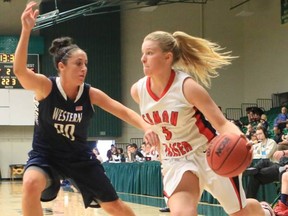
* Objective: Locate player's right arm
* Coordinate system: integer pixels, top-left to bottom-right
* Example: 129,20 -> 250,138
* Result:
183,77 -> 242,135
13,1 -> 51,101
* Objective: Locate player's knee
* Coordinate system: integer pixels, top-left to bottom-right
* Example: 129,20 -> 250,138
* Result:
233,199 -> 264,216
22,176 -> 45,196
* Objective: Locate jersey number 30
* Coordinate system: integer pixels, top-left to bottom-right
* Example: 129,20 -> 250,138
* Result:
54,123 -> 76,141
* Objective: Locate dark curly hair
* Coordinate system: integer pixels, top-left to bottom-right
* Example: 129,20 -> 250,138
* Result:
49,37 -> 80,70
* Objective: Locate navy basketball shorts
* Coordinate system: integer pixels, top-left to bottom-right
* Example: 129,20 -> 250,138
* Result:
25,151 -> 119,207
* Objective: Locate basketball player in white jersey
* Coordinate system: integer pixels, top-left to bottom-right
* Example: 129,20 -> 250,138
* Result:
131,31 -> 275,216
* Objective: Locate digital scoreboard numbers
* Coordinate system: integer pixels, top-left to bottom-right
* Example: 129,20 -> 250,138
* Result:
0,53 -> 39,89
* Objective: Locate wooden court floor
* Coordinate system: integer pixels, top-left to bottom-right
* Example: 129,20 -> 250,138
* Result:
0,181 -> 168,216
0,181 -> 225,216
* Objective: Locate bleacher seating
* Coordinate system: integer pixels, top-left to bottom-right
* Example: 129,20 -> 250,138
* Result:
225,98 -> 286,139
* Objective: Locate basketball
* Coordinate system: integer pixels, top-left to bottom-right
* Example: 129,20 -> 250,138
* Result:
206,133 -> 252,177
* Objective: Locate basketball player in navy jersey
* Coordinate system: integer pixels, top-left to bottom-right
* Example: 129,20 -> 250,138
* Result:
13,2 -> 158,216
131,31 -> 275,216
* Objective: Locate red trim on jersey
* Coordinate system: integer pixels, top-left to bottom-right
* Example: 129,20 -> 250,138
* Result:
163,190 -> 170,199
146,70 -> 176,101
194,108 -> 216,142
229,176 -> 243,209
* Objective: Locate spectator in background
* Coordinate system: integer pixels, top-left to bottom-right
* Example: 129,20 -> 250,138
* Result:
113,147 -> 125,163
274,106 -> 288,131
92,148 -> 104,163
247,107 -> 263,127
246,107 -> 255,124
126,144 -> 134,162
246,126 -> 278,199
253,126 -> 277,160
129,143 -> 144,162
106,144 -> 117,161
250,132 -> 259,145
274,124 -> 288,151
273,126 -> 284,144
258,114 -> 269,131
140,142 -> 146,156
246,123 -> 255,140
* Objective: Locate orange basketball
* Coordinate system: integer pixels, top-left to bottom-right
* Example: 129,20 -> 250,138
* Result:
206,133 -> 252,177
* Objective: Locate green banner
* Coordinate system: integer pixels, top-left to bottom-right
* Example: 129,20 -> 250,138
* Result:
0,36 -> 44,54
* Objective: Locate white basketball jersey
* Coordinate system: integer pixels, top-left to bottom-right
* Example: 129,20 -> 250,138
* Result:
137,70 -> 216,159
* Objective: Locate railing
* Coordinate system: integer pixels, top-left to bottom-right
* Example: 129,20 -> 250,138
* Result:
130,138 -> 144,147
241,103 -> 257,117
256,98 -> 272,111
223,98 -> 273,123
115,142 -> 130,151
225,108 -> 242,120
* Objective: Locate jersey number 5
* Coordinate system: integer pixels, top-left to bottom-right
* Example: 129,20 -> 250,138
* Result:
162,126 -> 172,141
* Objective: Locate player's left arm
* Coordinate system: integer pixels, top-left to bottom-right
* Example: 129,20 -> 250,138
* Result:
183,77 -> 242,135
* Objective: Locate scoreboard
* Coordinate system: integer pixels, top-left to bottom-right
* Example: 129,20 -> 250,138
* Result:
0,53 -> 39,89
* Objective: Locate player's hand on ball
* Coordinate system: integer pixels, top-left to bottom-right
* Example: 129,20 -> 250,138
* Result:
206,133 -> 253,177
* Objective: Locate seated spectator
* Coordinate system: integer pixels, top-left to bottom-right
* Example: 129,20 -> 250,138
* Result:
258,114 -> 269,131
92,147 -> 104,163
275,125 -> 288,151
250,132 -> 259,145
274,106 -> 288,131
128,143 -> 144,162
246,123 -> 256,140
252,107 -> 263,123
273,126 -> 284,144
246,107 -> 255,124
140,142 -> 146,157
247,107 -> 264,128
252,126 -> 277,160
246,126 -> 278,199
106,144 -> 117,161
281,122 -> 288,142
126,144 -> 133,162
114,147 -> 125,163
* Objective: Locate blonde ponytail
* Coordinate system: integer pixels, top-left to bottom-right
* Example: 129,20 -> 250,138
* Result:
144,31 -> 236,88
172,31 -> 235,88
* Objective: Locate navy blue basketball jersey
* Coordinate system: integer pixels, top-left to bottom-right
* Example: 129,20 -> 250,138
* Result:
32,77 -> 94,161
